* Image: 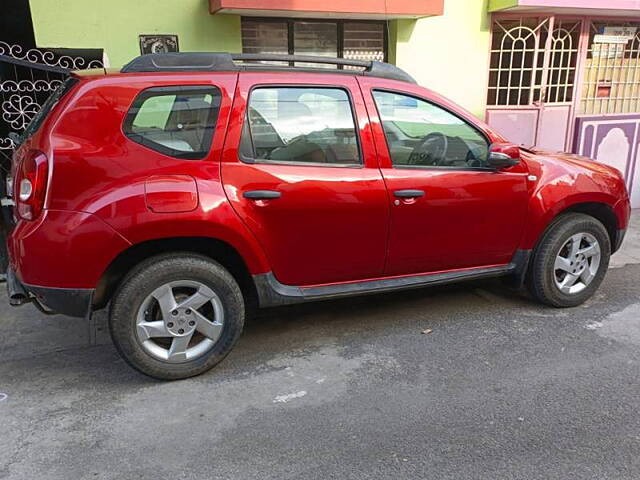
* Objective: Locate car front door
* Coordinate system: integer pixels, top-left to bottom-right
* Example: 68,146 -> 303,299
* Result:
359,79 -> 529,276
221,73 -> 389,286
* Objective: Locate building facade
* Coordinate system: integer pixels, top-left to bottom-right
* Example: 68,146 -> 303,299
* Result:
11,0 -> 640,207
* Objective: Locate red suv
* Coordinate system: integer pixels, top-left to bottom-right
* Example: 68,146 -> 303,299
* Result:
6,53 -> 631,379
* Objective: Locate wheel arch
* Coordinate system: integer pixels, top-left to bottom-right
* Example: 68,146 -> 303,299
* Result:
93,236 -> 258,311
524,193 -> 622,253
515,200 -> 621,287
559,202 -> 618,250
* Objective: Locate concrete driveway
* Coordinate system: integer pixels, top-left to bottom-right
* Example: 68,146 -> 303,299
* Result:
1,213 -> 639,479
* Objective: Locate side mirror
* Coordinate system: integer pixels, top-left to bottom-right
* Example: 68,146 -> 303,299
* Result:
487,143 -> 520,169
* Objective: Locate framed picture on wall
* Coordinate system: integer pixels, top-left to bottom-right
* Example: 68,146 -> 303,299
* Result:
139,35 -> 179,55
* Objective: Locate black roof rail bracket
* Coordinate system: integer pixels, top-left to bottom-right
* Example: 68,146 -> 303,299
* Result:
121,52 -> 237,73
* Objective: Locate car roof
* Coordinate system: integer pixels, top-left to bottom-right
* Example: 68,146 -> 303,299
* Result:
117,53 -> 416,84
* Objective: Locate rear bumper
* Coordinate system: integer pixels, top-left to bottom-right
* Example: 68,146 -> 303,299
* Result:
6,267 -> 93,318
7,209 -> 130,289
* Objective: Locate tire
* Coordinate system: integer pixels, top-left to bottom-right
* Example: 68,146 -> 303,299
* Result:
527,213 -> 611,308
109,253 -> 245,380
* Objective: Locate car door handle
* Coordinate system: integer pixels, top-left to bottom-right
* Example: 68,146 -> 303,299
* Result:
243,190 -> 282,200
394,189 -> 425,198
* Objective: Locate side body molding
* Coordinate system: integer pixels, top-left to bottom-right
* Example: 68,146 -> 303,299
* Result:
254,250 -> 532,307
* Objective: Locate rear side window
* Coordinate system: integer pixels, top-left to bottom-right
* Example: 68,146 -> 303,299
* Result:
123,86 -> 221,159
240,87 -> 361,166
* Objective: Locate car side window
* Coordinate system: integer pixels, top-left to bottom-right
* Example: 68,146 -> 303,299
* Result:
372,90 -> 490,169
240,87 -> 361,166
123,86 -> 221,160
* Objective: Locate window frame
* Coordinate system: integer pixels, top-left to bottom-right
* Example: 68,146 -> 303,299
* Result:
240,17 -> 389,65
122,85 -> 221,160
371,88 -> 494,172
239,84 -> 364,168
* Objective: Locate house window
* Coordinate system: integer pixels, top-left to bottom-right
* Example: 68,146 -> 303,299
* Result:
241,18 -> 387,67
488,17 -> 580,106
581,21 -> 640,114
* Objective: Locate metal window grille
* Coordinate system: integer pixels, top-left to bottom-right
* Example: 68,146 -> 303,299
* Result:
488,18 -> 549,106
581,21 -> 640,114
488,17 -> 580,107
546,20 -> 581,104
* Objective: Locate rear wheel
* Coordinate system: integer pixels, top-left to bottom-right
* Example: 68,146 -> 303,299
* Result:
109,254 -> 244,380
527,213 -> 611,307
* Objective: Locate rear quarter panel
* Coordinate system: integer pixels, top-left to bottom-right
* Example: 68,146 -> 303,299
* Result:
44,73 -> 271,281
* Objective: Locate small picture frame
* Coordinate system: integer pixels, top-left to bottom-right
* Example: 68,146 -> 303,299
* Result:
139,35 -> 179,55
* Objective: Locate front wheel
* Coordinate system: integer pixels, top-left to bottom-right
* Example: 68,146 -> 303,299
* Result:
527,213 -> 611,308
109,254 -> 245,380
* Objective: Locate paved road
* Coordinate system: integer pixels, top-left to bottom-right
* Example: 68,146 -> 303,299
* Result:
1,214 -> 639,479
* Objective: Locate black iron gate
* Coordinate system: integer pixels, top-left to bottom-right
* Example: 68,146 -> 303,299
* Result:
0,41 -> 104,170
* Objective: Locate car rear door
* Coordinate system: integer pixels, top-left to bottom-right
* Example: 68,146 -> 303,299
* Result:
359,77 -> 529,276
221,72 -> 389,286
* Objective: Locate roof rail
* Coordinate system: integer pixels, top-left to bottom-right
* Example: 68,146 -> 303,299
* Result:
120,52 -> 416,84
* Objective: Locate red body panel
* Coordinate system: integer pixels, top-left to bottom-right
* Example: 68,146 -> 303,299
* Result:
10,72 -> 272,287
7,209 -> 130,288
520,149 -> 631,249
144,175 -> 198,213
220,73 -> 389,285
376,167 -> 529,273
358,77 -> 530,274
6,68 -> 631,293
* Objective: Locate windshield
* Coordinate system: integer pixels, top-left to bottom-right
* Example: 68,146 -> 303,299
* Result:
20,76 -> 79,142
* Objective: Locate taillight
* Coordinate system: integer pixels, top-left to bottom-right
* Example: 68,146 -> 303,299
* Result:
15,150 -> 48,221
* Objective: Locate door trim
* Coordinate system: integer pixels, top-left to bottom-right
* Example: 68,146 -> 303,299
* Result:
254,249 -> 531,307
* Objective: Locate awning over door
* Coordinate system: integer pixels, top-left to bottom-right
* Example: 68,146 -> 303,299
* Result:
210,0 -> 444,19
489,0 -> 640,17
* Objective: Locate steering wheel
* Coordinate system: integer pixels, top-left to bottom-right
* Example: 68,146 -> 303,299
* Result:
408,132 -> 448,166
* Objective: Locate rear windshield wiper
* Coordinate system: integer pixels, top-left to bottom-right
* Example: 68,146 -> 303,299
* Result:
8,132 -> 23,148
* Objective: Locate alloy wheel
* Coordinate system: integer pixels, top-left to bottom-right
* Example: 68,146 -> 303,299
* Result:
136,280 -> 224,363
553,232 -> 601,295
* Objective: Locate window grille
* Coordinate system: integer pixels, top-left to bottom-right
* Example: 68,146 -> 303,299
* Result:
488,18 -> 549,106
546,20 -> 581,104
580,21 -> 640,114
488,18 -> 580,107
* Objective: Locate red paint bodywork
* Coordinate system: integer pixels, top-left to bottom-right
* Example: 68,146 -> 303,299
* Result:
144,175 -> 199,213
7,69 -> 631,294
